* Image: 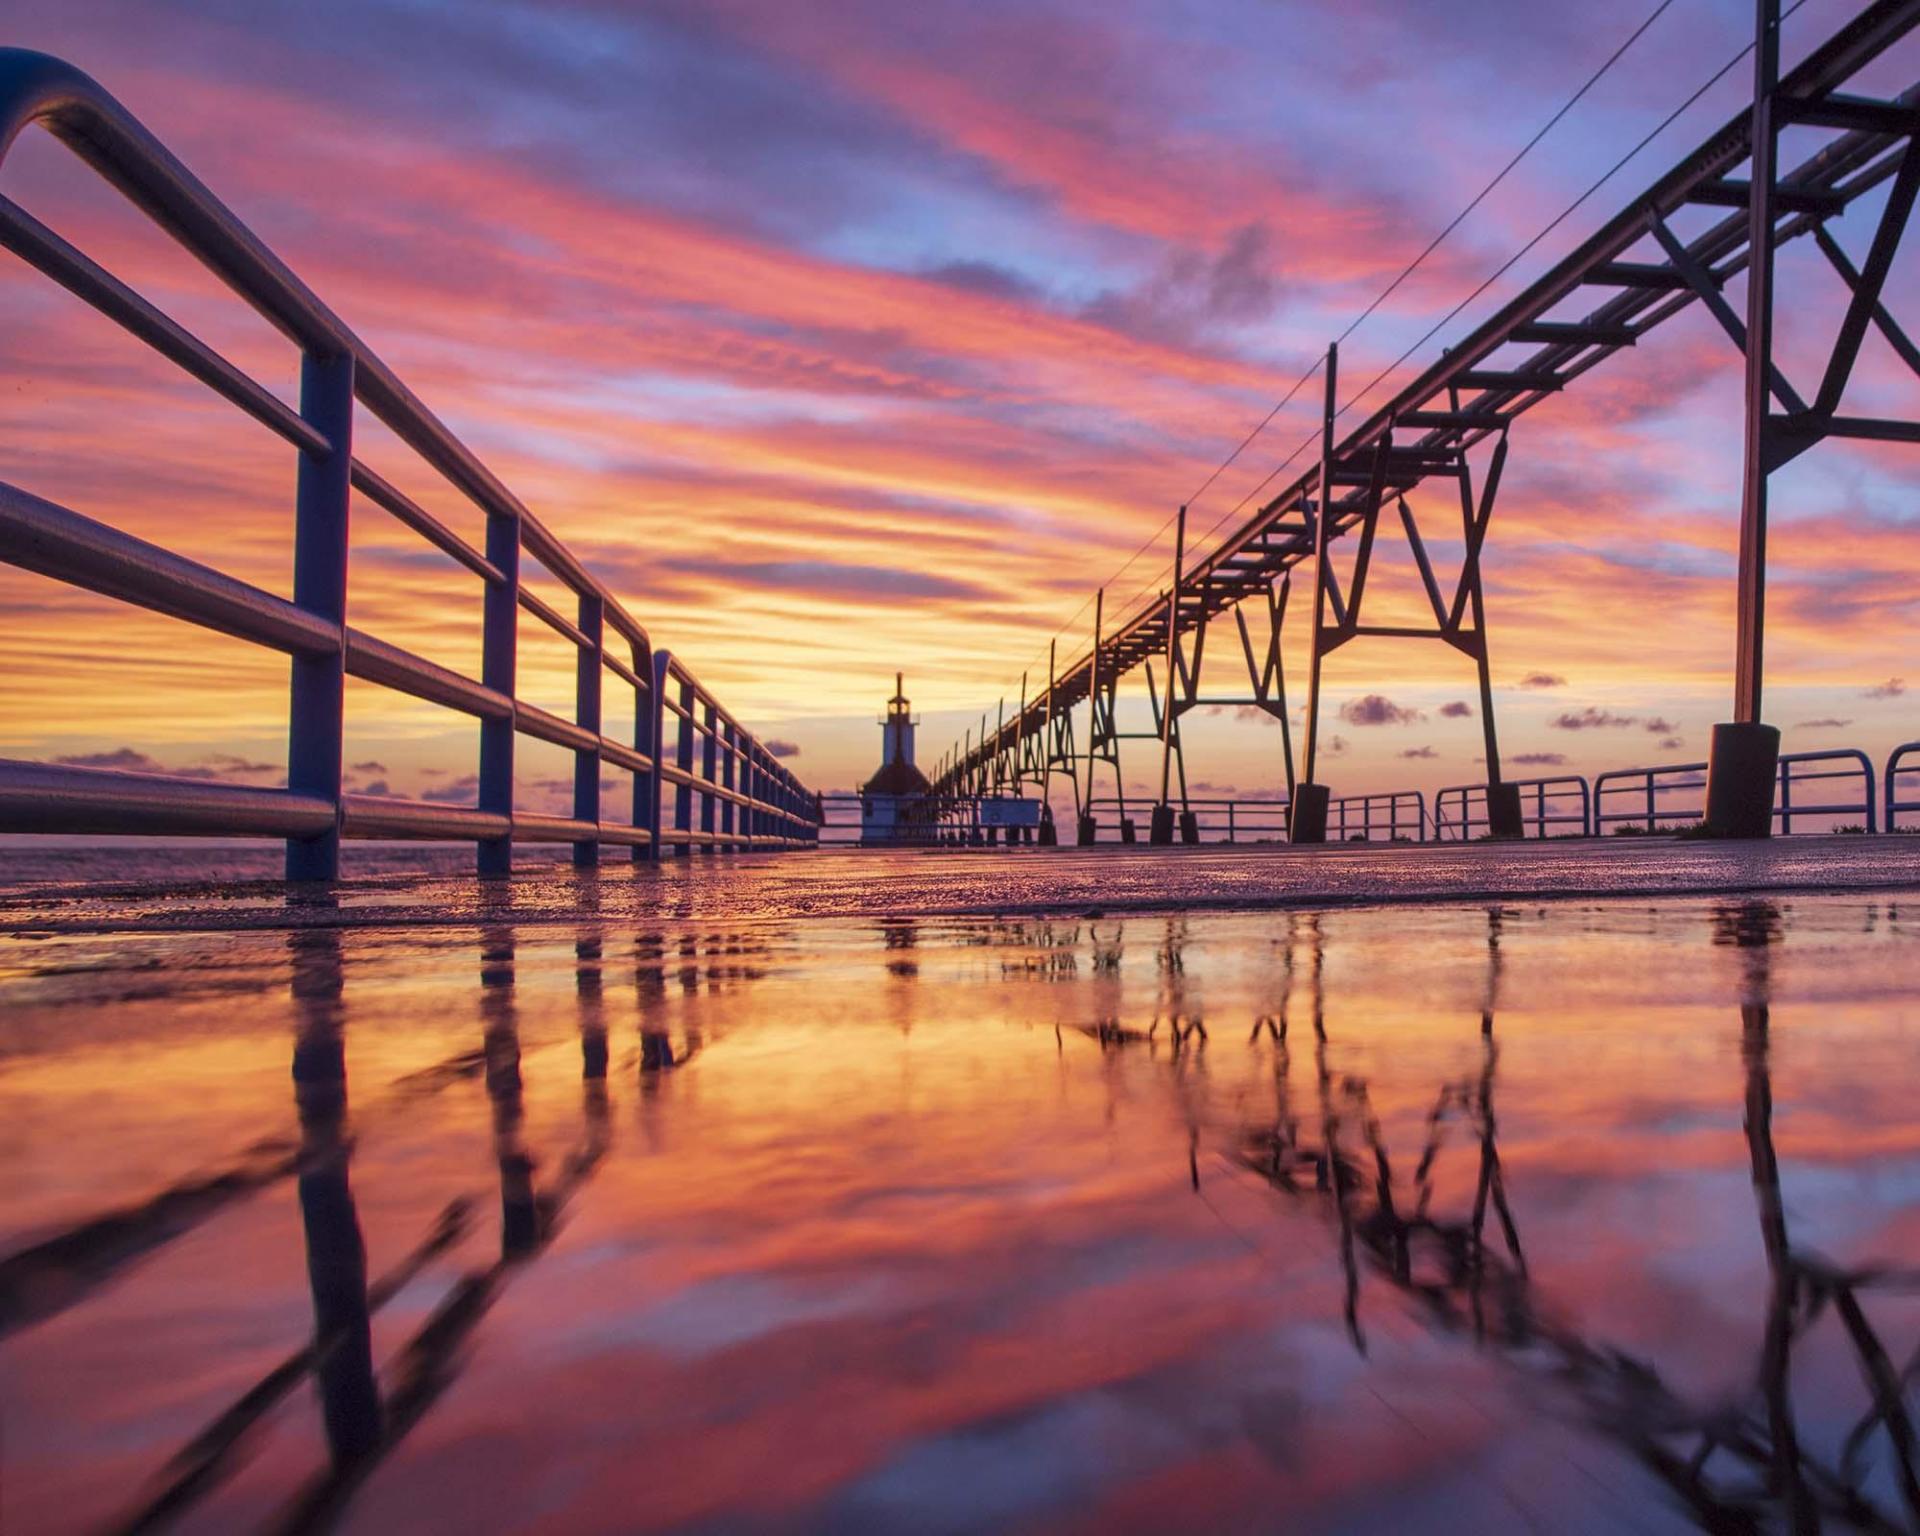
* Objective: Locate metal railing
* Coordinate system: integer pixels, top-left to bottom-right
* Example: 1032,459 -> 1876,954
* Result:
1594,749 -> 1875,835
655,653 -> 815,854
1166,798 -> 1292,845
1083,798 -> 1146,843
814,793 -> 1040,847
1433,776 -> 1592,841
1889,742 -> 1920,831
0,49 -> 814,876
1328,790 -> 1428,843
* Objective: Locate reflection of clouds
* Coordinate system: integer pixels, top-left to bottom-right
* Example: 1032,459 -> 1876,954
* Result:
14,893 -> 1920,1531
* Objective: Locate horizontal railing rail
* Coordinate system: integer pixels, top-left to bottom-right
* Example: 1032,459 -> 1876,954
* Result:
1096,796 -> 1292,845
655,652 -> 815,854
1434,776 -> 1592,841
1889,741 -> 1920,831
816,793 -> 1042,846
1595,749 -> 1875,834
1084,797 -> 1145,843
0,49 -> 815,876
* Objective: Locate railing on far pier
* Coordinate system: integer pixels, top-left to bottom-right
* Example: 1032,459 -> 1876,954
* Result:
0,49 -> 815,876
1884,742 -> 1920,831
1328,790 -> 1428,843
1594,749 -> 1875,835
1083,798 -> 1144,843
814,793 -> 1042,847
1088,795 -> 1296,844
1433,776 -> 1591,841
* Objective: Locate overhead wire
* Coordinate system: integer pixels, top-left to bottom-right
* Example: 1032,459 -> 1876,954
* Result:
964,0 -> 1805,765
1327,0 -> 1812,433
1046,0 -> 1683,659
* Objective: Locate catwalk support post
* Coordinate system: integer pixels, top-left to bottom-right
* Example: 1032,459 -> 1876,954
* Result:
1151,506 -> 1186,845
1707,0 -> 1784,838
1291,344 -> 1337,845
1078,588 -> 1103,846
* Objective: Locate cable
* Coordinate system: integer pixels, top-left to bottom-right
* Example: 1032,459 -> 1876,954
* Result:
1333,0 -> 1676,351
1181,353 -> 1326,509
957,0 -> 1804,770
1345,0 -> 1810,423
1217,0 -> 1814,571
1172,0 -> 1674,520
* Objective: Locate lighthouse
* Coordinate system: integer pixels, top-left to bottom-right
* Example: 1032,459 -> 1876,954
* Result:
860,673 -> 932,843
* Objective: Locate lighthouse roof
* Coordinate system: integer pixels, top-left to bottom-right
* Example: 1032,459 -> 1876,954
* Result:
861,758 -> 931,798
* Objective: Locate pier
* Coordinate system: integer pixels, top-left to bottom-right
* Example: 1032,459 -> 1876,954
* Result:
4,4 -> 1920,1533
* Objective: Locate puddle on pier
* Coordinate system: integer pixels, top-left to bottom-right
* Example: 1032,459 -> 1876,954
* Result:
1,894 -> 1918,1533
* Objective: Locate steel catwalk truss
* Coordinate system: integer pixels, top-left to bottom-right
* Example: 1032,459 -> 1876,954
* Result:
934,0 -> 1920,821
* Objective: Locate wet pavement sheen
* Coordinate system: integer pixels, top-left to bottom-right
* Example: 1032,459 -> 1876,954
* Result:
1,850 -> 1919,1532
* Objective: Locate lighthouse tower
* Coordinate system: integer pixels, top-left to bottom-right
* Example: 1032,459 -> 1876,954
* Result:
880,672 -> 915,769
860,673 -> 931,843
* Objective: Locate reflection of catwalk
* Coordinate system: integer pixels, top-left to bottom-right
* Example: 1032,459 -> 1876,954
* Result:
1236,904 -> 1920,1532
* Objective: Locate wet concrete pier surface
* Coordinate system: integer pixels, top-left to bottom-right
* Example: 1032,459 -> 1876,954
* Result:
3,832 -> 1920,932
2,847 -> 1920,1532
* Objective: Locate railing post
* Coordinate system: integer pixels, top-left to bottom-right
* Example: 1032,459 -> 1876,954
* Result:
674,672 -> 694,859
286,349 -> 355,882
634,644 -> 660,862
478,509 -> 519,877
699,703 -> 717,851
720,723 -> 737,849
572,592 -> 603,868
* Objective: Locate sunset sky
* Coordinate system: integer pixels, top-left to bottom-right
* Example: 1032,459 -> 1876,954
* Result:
1,0 -> 1916,813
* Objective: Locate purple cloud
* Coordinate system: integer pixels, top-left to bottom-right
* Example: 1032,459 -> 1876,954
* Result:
1439,700 -> 1473,718
421,774 -> 481,804
1339,694 -> 1422,726
1865,678 -> 1906,699
54,747 -> 161,772
1516,673 -> 1566,690
1552,707 -> 1636,731
1512,751 -> 1567,766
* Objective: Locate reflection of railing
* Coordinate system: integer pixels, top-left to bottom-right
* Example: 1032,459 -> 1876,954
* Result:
1434,776 -> 1590,841
1888,741 -> 1920,831
0,50 -> 814,877
1595,750 -> 1876,834
1328,790 -> 1427,843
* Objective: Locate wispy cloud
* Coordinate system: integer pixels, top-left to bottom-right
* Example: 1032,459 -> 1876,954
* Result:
1339,694 -> 1422,726
1551,708 -> 1637,731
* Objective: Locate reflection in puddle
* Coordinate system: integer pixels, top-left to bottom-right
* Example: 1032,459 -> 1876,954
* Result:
1,895 -> 1917,1532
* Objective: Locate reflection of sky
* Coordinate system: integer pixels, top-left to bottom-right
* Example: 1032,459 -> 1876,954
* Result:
3,892 -> 1920,1529
0,0 -> 1916,805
